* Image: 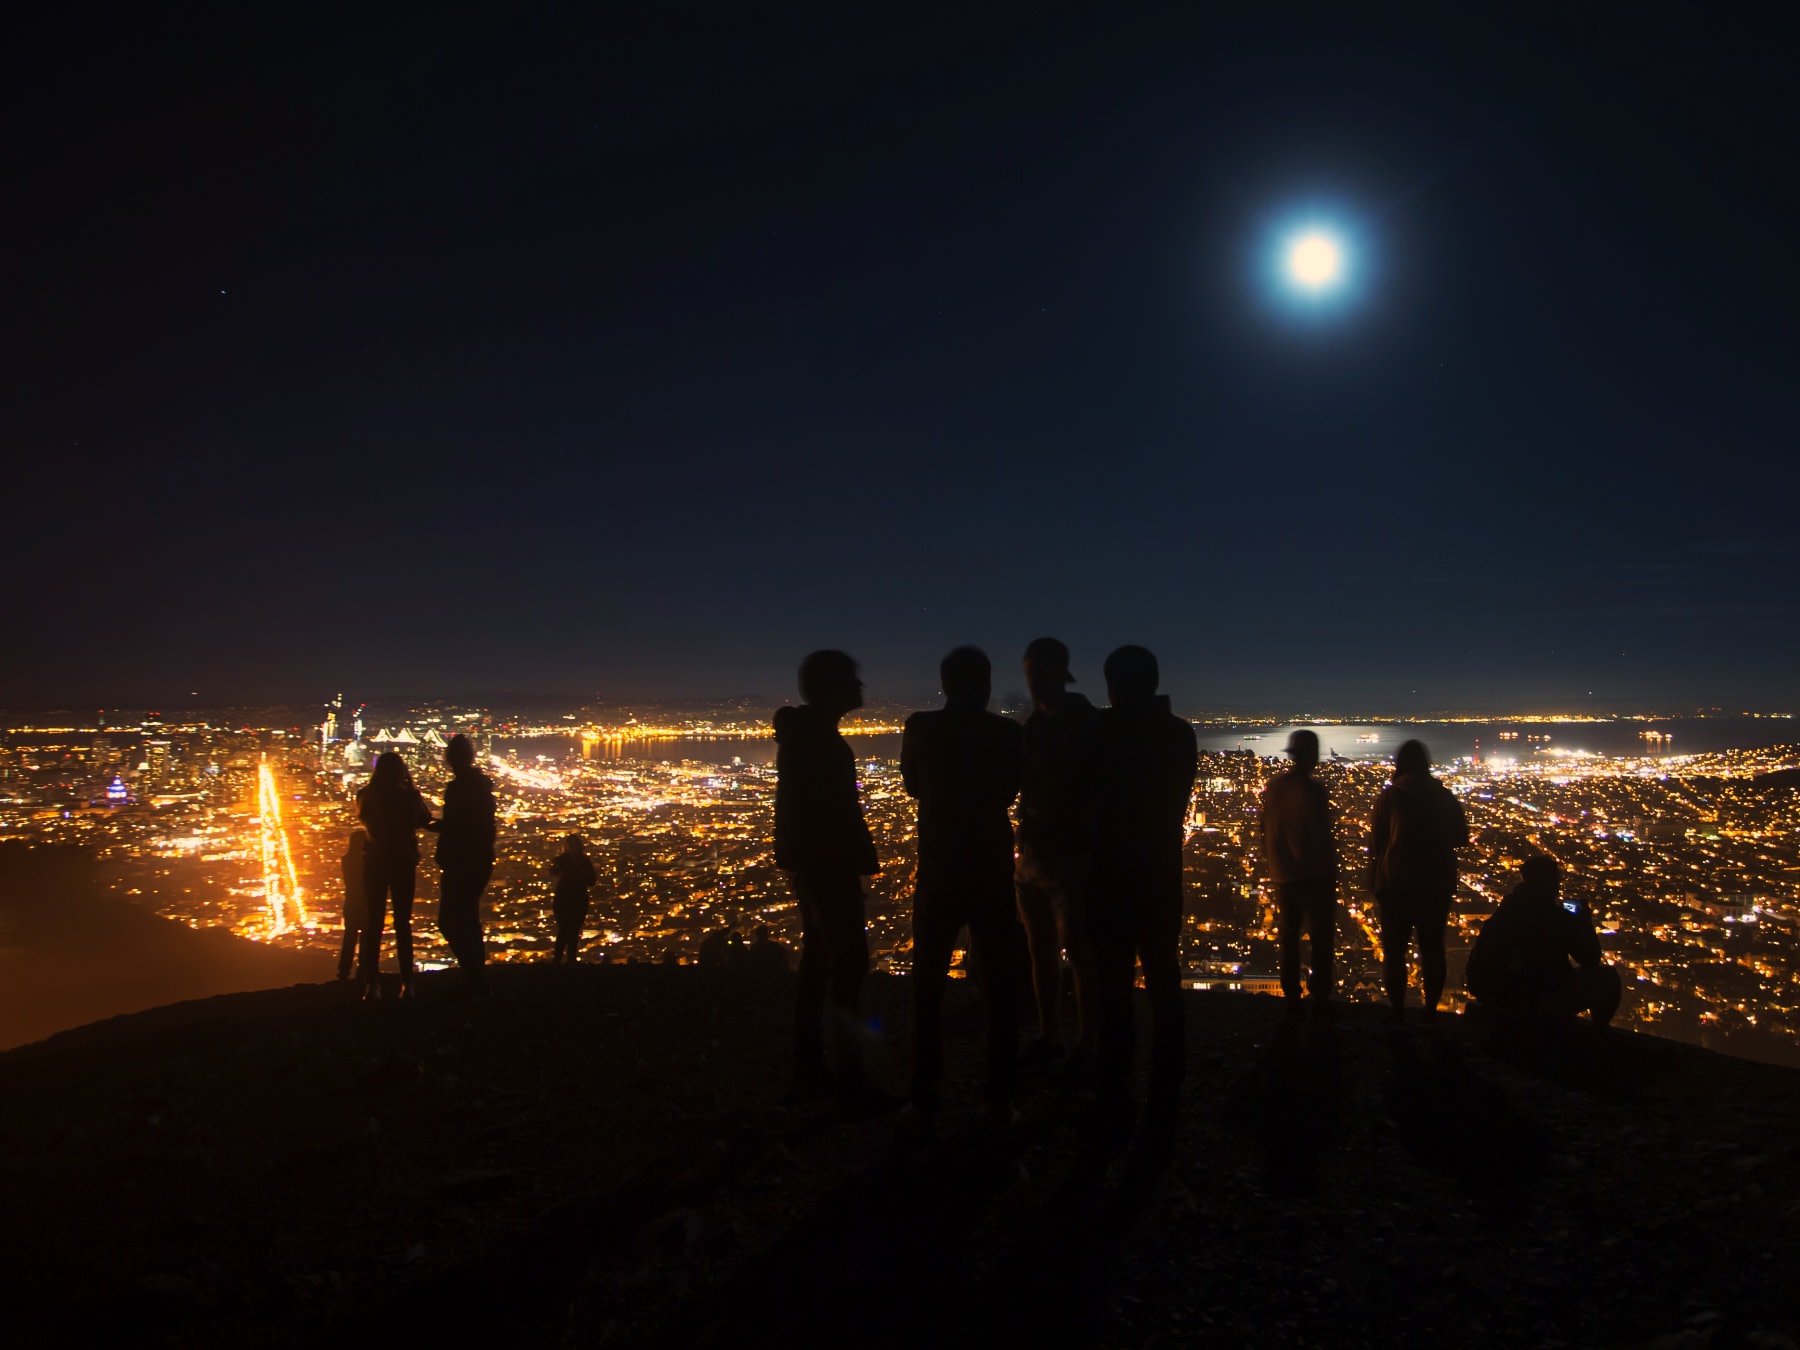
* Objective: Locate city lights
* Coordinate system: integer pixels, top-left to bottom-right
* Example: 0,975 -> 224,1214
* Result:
256,758 -> 309,935
3,707 -> 1798,1059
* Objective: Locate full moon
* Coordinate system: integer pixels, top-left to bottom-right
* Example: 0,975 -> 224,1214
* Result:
1287,231 -> 1342,289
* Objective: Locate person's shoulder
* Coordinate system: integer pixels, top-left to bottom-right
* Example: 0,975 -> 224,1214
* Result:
982,709 -> 1023,738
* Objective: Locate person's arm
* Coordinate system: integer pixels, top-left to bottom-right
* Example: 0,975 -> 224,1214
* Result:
1314,784 -> 1339,880
1567,909 -> 1603,970
1448,790 -> 1470,850
900,715 -> 922,800
1368,792 -> 1390,891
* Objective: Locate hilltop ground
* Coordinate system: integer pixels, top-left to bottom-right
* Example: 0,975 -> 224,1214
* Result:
0,846 -> 333,1050
0,966 -> 1796,1348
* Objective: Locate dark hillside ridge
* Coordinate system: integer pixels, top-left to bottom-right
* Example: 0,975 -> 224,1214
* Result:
0,845 -> 332,1050
0,967 -> 1796,1348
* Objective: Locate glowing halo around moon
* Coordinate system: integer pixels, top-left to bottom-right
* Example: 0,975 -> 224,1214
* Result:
1251,211 -> 1367,323
1287,230 -> 1343,290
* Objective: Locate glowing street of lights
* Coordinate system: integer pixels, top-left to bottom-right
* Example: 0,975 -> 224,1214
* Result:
256,758 -> 309,936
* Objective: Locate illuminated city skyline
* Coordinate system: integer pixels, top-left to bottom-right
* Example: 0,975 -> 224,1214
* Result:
5,694 -> 1798,1068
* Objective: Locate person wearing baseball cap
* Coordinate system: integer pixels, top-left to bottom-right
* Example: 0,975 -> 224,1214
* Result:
1015,636 -> 1102,1069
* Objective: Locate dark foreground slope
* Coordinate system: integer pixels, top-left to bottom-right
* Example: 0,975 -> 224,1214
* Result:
1,968 -> 1796,1349
0,845 -> 333,1050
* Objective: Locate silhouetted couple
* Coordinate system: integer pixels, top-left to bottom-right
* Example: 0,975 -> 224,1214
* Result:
1262,732 -> 1470,1023
352,734 -> 495,999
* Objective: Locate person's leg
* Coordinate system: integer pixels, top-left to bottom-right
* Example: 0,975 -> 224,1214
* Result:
338,923 -> 357,981
452,864 -> 492,986
359,861 -> 389,990
392,866 -> 417,993
1565,964 -> 1622,1026
909,886 -> 958,1113
1276,882 -> 1304,1004
1053,855 -> 1098,1057
790,873 -> 829,1087
1418,894 -> 1449,1014
1377,893 -> 1411,1012
1090,885 -> 1137,1127
1015,861 -> 1064,1048
1141,890 -> 1186,1121
817,873 -> 871,1082
439,869 -> 467,966
571,903 -> 589,962
1306,878 -> 1338,1005
968,877 -> 1023,1113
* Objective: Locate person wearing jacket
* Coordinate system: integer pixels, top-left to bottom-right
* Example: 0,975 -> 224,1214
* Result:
355,751 -> 433,1000
1014,636 -> 1102,1064
1466,856 -> 1621,1026
774,649 -> 885,1106
432,733 -> 497,996
1259,728 -> 1338,1013
1088,645 -> 1198,1154
549,833 -> 597,963
902,645 -> 1025,1126
1368,739 -> 1469,1022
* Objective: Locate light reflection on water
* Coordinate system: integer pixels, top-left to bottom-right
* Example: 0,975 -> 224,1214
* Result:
493,718 -> 1793,770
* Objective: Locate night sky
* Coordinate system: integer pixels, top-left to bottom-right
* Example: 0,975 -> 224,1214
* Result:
7,6 -> 1795,712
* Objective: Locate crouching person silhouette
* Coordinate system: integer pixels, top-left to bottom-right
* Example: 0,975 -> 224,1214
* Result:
902,645 -> 1025,1131
1466,856 -> 1622,1029
774,650 -> 893,1112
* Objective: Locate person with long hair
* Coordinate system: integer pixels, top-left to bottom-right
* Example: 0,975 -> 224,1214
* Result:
355,751 -> 433,1000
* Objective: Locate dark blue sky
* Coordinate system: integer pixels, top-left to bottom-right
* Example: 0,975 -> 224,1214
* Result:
5,5 -> 1796,712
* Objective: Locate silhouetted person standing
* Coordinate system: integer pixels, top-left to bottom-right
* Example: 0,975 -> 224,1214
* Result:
549,834 -> 596,963
1015,636 -> 1101,1065
902,646 -> 1026,1125
338,826 -> 370,981
774,650 -> 885,1105
1088,645 -> 1198,1152
1466,856 -> 1621,1027
433,733 -> 497,996
1369,739 -> 1469,1023
356,751 -> 433,1000
1260,729 -> 1338,1014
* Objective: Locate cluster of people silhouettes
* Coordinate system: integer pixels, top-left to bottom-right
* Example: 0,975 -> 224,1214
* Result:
777,638 -> 1622,1155
338,736 -> 605,995
335,639 -> 1621,1159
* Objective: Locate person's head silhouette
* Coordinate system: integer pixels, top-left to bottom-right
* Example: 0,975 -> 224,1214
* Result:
1022,636 -> 1075,708
1394,739 -> 1430,779
1521,854 -> 1560,894
1285,728 -> 1321,770
798,650 -> 864,717
1103,645 -> 1160,706
940,645 -> 991,709
446,733 -> 475,774
371,750 -> 411,789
